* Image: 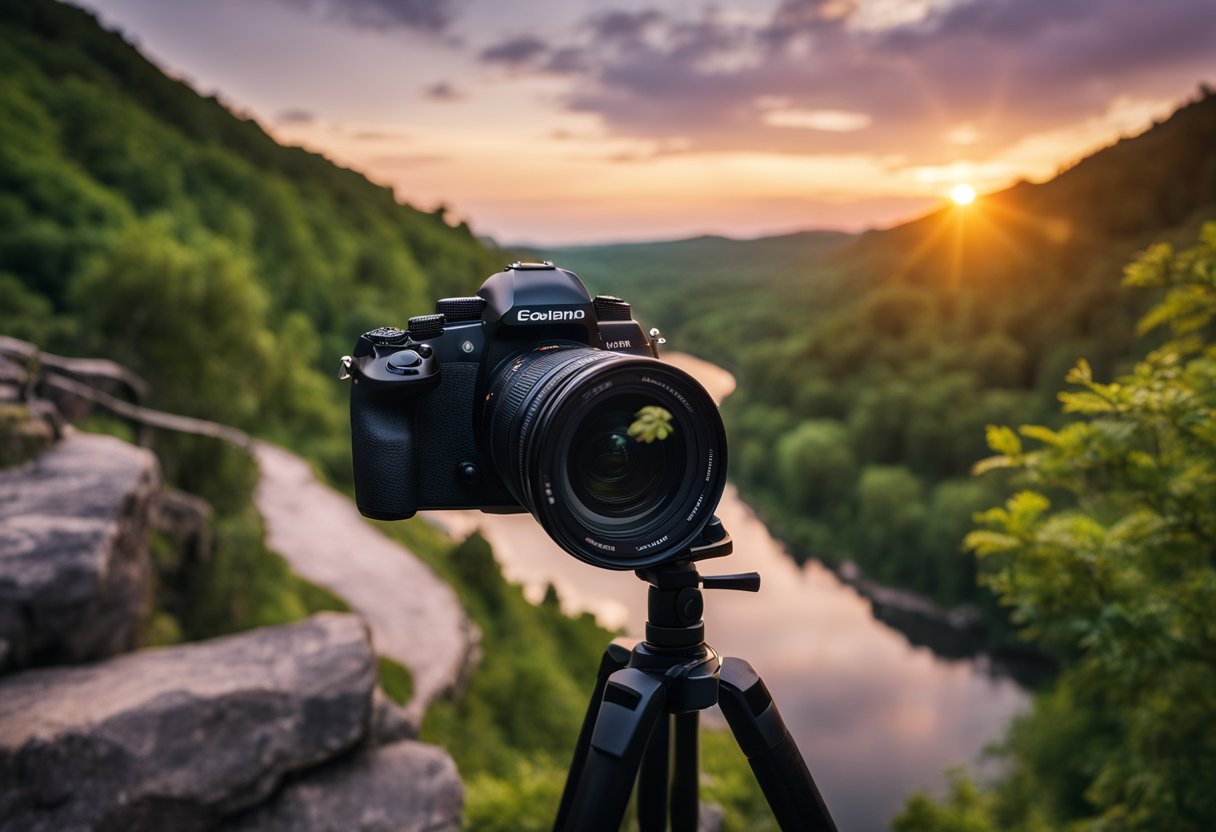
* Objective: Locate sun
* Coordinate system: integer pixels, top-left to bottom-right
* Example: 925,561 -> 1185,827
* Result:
950,183 -> 977,206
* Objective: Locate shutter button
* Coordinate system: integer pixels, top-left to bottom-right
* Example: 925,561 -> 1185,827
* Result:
387,350 -> 423,373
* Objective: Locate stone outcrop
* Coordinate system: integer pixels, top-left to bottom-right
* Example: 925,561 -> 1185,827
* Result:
0,613 -> 377,831
0,431 -> 159,671
0,339 -> 471,830
153,486 -> 215,567
227,741 -> 462,832
369,687 -> 419,746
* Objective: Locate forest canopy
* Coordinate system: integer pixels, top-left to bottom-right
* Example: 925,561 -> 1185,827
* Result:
0,0 -> 500,473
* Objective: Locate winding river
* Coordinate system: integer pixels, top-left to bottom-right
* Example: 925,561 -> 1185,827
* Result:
427,353 -> 1028,831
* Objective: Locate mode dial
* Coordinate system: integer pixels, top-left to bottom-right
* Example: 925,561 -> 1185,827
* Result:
435,296 -> 487,322
593,295 -> 632,321
363,326 -> 408,346
407,314 -> 445,340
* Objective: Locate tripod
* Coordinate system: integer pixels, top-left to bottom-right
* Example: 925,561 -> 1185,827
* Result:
554,520 -> 837,831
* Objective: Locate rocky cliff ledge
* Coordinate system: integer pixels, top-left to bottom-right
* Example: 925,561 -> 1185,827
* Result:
0,432 -> 159,671
0,430 -> 464,831
0,613 -> 462,831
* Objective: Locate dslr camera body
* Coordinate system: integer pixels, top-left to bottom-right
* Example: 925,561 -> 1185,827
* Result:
344,261 -> 727,569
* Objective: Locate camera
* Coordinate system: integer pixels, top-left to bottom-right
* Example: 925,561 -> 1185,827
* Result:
343,261 -> 727,569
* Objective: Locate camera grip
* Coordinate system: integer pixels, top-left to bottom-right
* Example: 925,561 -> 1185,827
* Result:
350,379 -> 418,520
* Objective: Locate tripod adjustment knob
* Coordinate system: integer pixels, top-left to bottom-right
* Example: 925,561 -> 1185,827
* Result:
675,587 -> 704,623
700,572 -> 761,593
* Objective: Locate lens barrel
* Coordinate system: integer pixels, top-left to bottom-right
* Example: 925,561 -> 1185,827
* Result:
482,345 -> 727,569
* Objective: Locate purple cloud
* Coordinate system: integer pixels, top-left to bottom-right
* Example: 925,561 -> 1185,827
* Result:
586,9 -> 664,44
273,0 -> 460,33
423,80 -> 465,101
479,35 -> 549,67
275,108 -> 316,125
490,0 -> 1216,160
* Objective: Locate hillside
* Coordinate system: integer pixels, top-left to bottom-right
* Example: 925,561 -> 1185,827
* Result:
554,90 -> 1216,610
542,230 -> 853,360
549,229 -> 853,291
0,0 -> 500,475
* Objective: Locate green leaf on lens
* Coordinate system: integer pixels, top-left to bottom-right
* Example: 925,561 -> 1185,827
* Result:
628,406 -> 675,443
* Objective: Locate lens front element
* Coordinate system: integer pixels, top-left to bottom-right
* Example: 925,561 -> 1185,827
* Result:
483,346 -> 726,569
568,397 -> 684,526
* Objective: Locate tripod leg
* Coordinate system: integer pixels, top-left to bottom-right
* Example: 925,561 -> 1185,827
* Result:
670,711 -> 699,832
637,714 -> 670,831
557,668 -> 669,832
718,658 -> 837,832
555,640 -> 633,829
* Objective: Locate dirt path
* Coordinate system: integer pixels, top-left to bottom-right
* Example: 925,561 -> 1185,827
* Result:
253,442 -> 476,725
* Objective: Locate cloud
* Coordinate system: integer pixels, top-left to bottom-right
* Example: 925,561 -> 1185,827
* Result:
275,108 -> 316,125
495,0 -> 1216,164
273,0 -> 460,33
423,81 -> 465,101
586,10 -> 665,44
353,129 -> 411,141
479,35 -> 549,68
758,105 -> 873,132
369,153 -> 449,167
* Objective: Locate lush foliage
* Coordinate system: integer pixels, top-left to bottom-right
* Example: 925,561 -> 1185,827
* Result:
896,225 -> 1216,830
0,0 -> 500,478
557,92 -> 1216,612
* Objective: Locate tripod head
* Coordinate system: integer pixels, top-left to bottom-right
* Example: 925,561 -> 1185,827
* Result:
634,517 -> 760,645
624,517 -> 762,713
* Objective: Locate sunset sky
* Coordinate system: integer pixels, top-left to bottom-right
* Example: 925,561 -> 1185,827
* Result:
75,0 -> 1216,244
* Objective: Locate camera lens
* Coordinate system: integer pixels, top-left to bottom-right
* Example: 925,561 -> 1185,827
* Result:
483,346 -> 726,569
568,396 -> 683,523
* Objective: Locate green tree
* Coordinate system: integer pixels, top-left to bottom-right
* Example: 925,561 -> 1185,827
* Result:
70,217 -> 278,426
918,478 -> 998,604
897,224 -> 1216,830
854,465 -> 927,583
775,419 -> 858,515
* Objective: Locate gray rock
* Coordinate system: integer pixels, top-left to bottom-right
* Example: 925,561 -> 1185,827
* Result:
153,487 -> 215,567
369,687 -> 418,745
226,740 -> 462,832
0,432 -> 160,671
0,613 -> 377,831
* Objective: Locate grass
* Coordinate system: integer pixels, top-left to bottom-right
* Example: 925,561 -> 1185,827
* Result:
378,655 -> 415,705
